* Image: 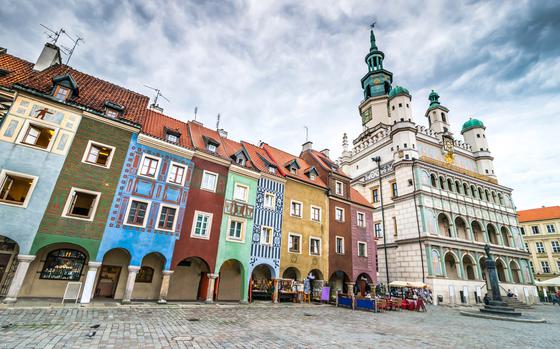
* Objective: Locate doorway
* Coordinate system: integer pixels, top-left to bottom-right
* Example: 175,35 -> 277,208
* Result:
95,265 -> 121,298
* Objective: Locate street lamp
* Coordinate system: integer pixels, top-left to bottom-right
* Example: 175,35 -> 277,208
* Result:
372,156 -> 390,293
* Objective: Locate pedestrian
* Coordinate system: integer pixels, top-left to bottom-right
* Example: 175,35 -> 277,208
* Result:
483,293 -> 490,305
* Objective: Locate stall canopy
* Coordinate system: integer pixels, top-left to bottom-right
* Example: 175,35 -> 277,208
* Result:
389,281 -> 428,288
535,276 -> 560,287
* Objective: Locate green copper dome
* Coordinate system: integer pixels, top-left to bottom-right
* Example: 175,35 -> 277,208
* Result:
389,85 -> 409,98
461,118 -> 485,133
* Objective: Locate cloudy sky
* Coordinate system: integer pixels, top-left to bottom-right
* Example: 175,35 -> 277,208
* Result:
1,0 -> 558,209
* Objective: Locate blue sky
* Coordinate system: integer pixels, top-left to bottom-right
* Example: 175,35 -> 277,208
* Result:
1,0 -> 558,209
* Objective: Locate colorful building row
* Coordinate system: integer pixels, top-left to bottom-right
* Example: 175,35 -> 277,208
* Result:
0,43 -> 377,304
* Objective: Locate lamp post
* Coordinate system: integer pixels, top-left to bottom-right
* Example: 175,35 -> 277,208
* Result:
372,156 -> 389,293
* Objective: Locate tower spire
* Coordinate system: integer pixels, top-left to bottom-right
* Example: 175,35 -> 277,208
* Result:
370,29 -> 378,51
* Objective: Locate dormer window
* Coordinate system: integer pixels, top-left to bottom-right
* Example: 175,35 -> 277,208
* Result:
310,173 -> 316,180
290,167 -> 296,174
104,101 -> 124,119
166,133 -> 178,143
268,166 -> 276,174
105,108 -> 119,119
53,86 -> 71,101
164,127 -> 181,144
52,74 -> 78,102
208,144 -> 217,152
236,157 -> 245,166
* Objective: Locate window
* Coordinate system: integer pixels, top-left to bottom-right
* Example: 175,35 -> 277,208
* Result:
335,236 -> 344,254
358,242 -> 367,257
227,219 -> 245,241
531,226 -> 540,235
82,141 -> 115,168
139,154 -> 160,178
311,206 -> 321,222
191,211 -> 212,239
0,170 -> 37,207
309,173 -> 316,180
463,183 -> 469,196
557,260 -> 560,272
261,226 -> 273,245
357,212 -> 366,227
105,108 -> 119,119
520,227 -> 525,235
157,205 -> 178,231
290,201 -> 302,217
40,249 -> 86,281
430,175 -> 437,187
167,162 -> 187,186
524,242 -> 529,252
393,217 -> 398,237
335,207 -> 344,222
541,261 -> 550,273
53,86 -> 71,101
236,157 -> 246,166
375,223 -> 382,238
535,241 -> 545,254
264,192 -> 276,209
20,123 -> 55,149
335,181 -> 343,195
391,182 -> 398,197
290,167 -> 297,174
309,237 -> 321,255
268,166 -> 276,174
372,188 -> 379,203
62,188 -> 100,221
547,224 -> 556,233
432,249 -> 442,275
201,170 -> 218,192
166,133 -> 179,144
135,266 -> 154,283
529,261 -> 534,273
125,199 -> 151,227
207,143 -> 217,153
288,233 -> 301,253
552,241 -> 560,253
234,183 -> 249,202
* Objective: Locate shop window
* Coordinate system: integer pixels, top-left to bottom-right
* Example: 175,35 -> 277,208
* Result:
358,242 -> 367,257
288,233 -> 301,253
311,206 -> 321,222
157,205 -> 177,231
40,249 -> 86,281
357,212 -> 365,227
264,192 -> 276,209
335,236 -> 344,254
0,170 -> 37,207
290,201 -> 302,217
82,141 -> 114,168
201,170 -> 218,192
234,183 -> 249,202
167,162 -> 186,186
62,188 -> 100,220
20,123 -> 55,149
335,207 -> 344,222
139,154 -> 161,178
261,226 -> 273,245
227,219 -> 245,241
125,199 -> 151,227
191,211 -> 212,239
309,237 -> 321,255
135,266 -> 154,283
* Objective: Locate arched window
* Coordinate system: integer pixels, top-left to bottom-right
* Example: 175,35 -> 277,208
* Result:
492,192 -> 497,203
447,178 -> 453,192
478,188 -> 484,200
40,249 -> 86,281
455,180 -> 461,194
463,183 -> 469,196
471,185 -> 476,197
430,174 -> 437,187
432,249 -> 442,275
498,193 -> 504,205
439,176 -> 445,190
485,190 -> 491,201
441,113 -> 447,123
135,266 -> 154,283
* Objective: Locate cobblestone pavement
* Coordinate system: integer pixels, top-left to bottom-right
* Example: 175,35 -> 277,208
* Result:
0,302 -> 558,349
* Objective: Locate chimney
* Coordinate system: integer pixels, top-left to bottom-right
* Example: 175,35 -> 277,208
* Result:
302,141 -> 313,152
320,148 -> 330,158
218,128 -> 228,138
0,48 -> 6,55
33,43 -> 62,71
149,103 -> 164,113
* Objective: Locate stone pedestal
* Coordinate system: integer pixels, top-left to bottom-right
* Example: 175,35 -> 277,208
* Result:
2,255 -> 35,304
205,273 -> 218,303
157,270 -> 173,304
122,266 -> 140,304
80,262 -> 102,304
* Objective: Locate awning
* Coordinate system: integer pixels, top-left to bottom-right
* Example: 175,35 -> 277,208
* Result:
388,281 -> 428,288
535,276 -> 560,287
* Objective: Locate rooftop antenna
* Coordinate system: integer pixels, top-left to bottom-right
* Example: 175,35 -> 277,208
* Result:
60,32 -> 84,65
216,113 -> 221,130
144,85 -> 170,112
194,106 -> 198,121
304,126 -> 309,142
40,24 -> 65,45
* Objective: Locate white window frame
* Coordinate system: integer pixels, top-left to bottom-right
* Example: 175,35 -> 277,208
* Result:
335,180 -> 344,195
310,205 -> 322,222
290,200 -> 303,218
535,241 -> 545,254
357,212 -> 366,227
546,224 -> 556,233
531,226 -> 540,235
190,210 -> 213,240
123,197 -> 152,228
61,187 -> 101,222
335,207 -> 345,222
15,119 -> 59,152
288,233 -> 302,254
335,236 -> 345,255
233,183 -> 249,202
541,261 -> 550,273
155,203 -> 180,232
138,153 -> 162,180
357,241 -> 368,257
264,192 -> 276,209
201,170 -> 218,192
551,240 -> 560,253
166,161 -> 188,186
226,217 -> 246,243
0,169 -> 39,208
309,236 -> 322,256
260,225 -> 273,245
81,140 -> 116,169
374,222 -> 383,238
207,143 -> 217,153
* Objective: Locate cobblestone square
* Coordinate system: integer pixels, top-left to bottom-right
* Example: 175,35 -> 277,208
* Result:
0,303 -> 558,348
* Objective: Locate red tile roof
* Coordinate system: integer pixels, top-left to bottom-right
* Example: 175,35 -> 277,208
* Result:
306,149 -> 350,178
0,52 -> 35,89
350,188 -> 373,208
15,64 -> 149,125
262,143 -> 326,188
518,206 -> 560,223
241,141 -> 283,178
143,110 -> 193,149
187,121 -> 231,159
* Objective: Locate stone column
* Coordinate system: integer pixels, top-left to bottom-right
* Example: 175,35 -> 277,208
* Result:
205,273 -> 218,303
80,261 -> 102,304
2,255 -> 35,304
121,265 -> 140,304
346,282 -> 355,296
157,270 -> 173,304
273,279 -> 279,303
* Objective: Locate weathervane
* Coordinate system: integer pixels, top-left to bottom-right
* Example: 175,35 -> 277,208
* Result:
370,21 -> 376,29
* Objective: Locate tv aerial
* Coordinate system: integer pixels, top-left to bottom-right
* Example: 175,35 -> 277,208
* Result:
40,24 -> 84,65
144,85 -> 170,112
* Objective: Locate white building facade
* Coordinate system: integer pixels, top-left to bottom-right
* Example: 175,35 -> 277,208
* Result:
339,29 -> 537,305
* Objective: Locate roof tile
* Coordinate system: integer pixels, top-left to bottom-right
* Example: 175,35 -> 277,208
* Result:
518,206 -> 560,223
0,52 -> 35,89
143,110 -> 193,149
